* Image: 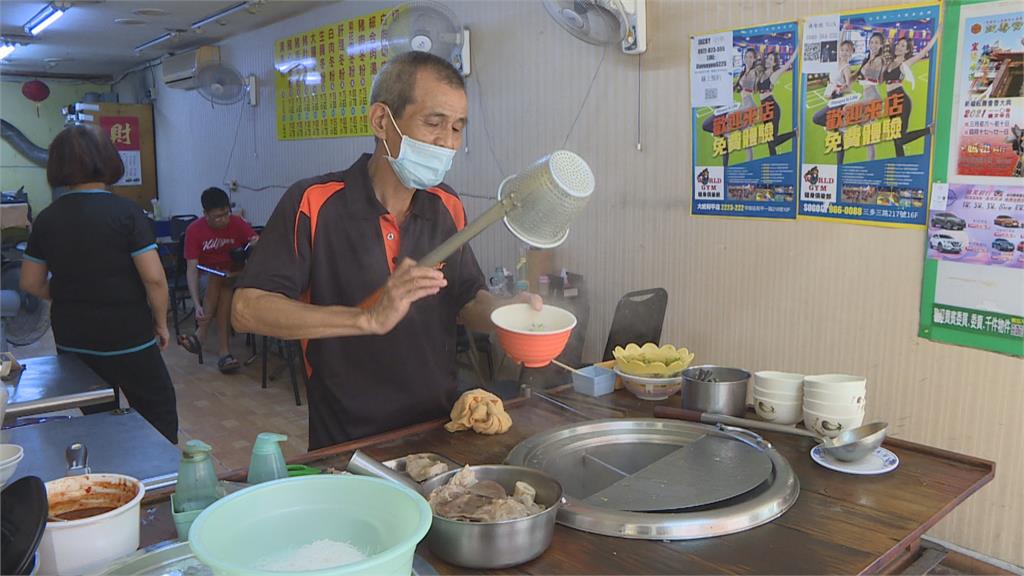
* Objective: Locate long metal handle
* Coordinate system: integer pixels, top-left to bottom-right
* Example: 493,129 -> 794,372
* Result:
418,198 -> 511,267
715,423 -> 771,452
531,390 -> 594,420
346,450 -> 424,495
653,406 -> 820,440
357,198 -> 513,310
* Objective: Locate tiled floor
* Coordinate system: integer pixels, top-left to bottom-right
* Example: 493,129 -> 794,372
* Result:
163,334 -> 311,474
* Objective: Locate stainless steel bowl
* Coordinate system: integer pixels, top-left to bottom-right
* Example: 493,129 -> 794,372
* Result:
420,465 -> 563,569
347,452 -> 564,569
823,421 -> 888,462
681,365 -> 751,417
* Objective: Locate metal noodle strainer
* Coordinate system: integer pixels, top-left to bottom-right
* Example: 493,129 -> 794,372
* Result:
417,150 -> 595,267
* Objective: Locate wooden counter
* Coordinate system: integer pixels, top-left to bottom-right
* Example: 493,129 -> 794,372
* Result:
140,388 -> 994,574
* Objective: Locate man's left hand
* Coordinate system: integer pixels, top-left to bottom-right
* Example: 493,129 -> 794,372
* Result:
514,291 -> 543,311
458,290 -> 544,333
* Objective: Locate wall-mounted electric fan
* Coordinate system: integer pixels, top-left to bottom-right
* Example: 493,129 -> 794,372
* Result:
385,1 -> 471,75
196,63 -> 256,106
544,0 -> 647,54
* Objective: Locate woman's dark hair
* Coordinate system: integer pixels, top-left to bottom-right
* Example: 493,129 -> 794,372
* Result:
854,32 -> 887,81
201,187 -> 230,211
735,47 -> 759,91
46,124 -> 124,188
894,37 -> 914,59
867,32 -> 886,50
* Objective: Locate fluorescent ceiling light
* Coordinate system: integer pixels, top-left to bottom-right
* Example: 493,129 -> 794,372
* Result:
0,45 -> 15,60
134,32 -> 174,53
25,3 -> 65,36
191,2 -> 250,30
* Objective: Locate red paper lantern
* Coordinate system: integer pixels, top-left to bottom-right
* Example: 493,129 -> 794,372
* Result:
21,80 -> 50,103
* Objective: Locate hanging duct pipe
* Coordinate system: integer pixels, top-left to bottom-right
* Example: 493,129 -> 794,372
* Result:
1,119 -> 49,167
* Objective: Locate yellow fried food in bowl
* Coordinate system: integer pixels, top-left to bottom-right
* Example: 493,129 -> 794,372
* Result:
613,343 -> 694,377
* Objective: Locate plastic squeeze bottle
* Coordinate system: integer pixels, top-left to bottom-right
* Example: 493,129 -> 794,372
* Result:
174,440 -> 219,513
247,432 -> 288,484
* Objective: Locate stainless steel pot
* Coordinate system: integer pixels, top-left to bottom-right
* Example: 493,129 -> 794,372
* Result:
681,365 -> 750,417
347,451 -> 564,569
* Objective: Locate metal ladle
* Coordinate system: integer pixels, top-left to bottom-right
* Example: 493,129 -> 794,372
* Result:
653,407 -> 888,462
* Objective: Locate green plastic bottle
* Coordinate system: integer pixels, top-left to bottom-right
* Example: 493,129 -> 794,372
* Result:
173,440 -> 219,513
247,432 -> 288,484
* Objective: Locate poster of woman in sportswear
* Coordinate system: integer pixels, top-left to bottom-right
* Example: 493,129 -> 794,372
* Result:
799,3 -> 940,227
692,22 -> 799,220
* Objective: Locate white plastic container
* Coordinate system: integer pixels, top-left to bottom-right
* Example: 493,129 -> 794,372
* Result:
39,474 -> 145,575
571,365 -> 616,397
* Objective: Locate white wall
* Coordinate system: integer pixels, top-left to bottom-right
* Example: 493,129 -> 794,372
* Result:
117,0 -> 1024,565
1,80 -> 111,211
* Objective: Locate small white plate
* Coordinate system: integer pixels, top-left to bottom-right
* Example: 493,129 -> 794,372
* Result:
810,445 -> 899,475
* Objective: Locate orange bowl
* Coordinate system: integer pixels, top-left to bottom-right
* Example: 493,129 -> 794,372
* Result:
491,304 -> 577,368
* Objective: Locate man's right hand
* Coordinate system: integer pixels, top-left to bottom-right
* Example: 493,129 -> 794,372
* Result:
364,258 -> 447,335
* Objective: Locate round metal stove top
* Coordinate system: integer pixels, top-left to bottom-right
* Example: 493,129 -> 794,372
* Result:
505,418 -> 799,540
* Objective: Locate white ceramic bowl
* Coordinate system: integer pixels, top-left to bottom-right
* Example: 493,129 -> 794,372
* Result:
39,474 -> 145,575
803,374 -> 867,395
803,408 -> 864,438
614,367 -> 682,401
803,388 -> 866,406
490,303 -> 577,335
803,398 -> 865,417
753,396 -> 802,425
0,443 -> 24,487
753,371 -> 804,394
753,386 -> 801,402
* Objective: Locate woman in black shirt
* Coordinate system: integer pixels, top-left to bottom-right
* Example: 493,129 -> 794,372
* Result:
20,125 -> 178,443
884,35 -> 938,157
757,50 -> 796,156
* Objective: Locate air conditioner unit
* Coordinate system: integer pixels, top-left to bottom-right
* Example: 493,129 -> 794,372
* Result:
162,46 -> 220,90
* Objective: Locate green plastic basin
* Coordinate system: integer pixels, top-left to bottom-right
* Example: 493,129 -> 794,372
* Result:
188,475 -> 431,575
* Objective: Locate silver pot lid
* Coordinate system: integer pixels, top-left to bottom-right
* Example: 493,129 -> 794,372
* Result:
504,418 -> 799,540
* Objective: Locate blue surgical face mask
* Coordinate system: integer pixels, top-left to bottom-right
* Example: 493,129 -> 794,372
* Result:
382,107 -> 456,189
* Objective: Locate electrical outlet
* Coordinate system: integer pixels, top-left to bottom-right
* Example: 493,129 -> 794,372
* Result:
229,180 -> 238,192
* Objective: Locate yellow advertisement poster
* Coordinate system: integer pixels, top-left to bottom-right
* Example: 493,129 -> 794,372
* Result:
274,7 -> 395,140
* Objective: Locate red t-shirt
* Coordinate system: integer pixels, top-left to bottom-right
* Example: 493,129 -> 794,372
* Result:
184,215 -> 256,270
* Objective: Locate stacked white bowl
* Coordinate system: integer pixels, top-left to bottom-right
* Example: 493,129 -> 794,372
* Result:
752,371 -> 804,425
802,374 -> 866,438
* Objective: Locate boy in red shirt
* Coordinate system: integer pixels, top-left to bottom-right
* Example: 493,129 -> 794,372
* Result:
178,187 -> 257,372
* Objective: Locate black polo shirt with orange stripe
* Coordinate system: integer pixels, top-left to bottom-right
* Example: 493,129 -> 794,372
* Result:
237,153 -> 486,450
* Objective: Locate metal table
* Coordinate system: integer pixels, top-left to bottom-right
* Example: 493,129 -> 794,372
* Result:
3,354 -> 113,420
1,409 -> 180,488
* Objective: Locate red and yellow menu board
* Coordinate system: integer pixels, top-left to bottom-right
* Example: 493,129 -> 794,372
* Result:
274,7 -> 395,140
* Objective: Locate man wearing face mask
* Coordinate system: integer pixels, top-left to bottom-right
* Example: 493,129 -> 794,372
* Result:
233,52 -> 538,450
